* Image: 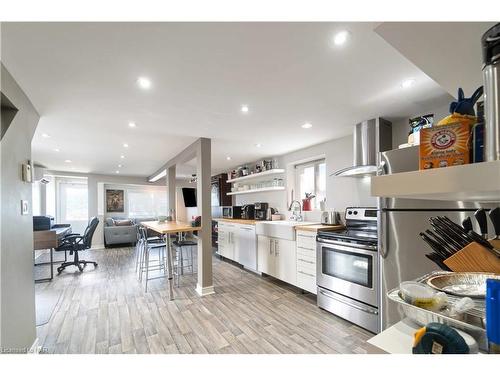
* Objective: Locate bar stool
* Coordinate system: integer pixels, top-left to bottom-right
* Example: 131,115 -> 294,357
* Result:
137,226 -> 167,292
134,225 -> 164,274
172,233 -> 197,286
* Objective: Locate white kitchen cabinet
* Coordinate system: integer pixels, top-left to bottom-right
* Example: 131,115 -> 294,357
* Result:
258,235 -> 276,275
257,235 -> 296,285
275,238 -> 296,285
295,230 -> 317,294
218,222 -> 236,261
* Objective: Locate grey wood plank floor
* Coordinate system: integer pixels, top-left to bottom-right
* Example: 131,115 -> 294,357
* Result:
35,247 -> 374,354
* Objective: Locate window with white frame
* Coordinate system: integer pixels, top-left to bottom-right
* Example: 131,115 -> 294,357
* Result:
294,159 -> 326,210
127,188 -> 167,217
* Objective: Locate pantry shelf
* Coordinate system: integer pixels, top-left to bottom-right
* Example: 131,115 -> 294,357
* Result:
371,160 -> 500,202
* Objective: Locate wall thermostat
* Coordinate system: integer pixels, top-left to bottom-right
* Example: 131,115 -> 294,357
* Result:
22,163 -> 32,182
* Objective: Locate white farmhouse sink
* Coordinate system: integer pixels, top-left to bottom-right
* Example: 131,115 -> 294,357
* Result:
255,221 -> 318,241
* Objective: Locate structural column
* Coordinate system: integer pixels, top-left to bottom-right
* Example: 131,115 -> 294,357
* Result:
195,138 -> 214,296
167,165 -> 176,219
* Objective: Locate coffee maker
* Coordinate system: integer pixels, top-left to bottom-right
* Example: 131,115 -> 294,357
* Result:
241,204 -> 255,220
254,202 -> 269,221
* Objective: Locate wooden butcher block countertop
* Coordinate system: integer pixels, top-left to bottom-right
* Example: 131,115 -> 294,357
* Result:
294,224 -> 344,232
215,218 -> 257,225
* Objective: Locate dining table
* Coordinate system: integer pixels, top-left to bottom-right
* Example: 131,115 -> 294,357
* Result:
141,220 -> 202,300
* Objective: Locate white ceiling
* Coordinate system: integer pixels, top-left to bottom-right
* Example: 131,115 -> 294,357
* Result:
375,22 -> 495,99
1,22 -> 452,177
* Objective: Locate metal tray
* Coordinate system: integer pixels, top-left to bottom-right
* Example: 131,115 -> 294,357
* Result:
388,271 -> 488,351
426,272 -> 500,298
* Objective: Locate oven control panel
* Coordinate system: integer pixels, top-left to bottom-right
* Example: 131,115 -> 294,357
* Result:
345,207 -> 378,221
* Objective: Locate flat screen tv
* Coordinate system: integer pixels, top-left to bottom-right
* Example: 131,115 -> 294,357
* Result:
182,188 -> 197,207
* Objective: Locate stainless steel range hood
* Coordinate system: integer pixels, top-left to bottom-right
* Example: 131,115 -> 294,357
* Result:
332,118 -> 392,177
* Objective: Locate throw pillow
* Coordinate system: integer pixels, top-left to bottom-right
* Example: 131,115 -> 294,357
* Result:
113,219 -> 133,227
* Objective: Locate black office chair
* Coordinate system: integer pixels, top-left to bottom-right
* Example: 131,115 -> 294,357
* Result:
56,217 -> 99,274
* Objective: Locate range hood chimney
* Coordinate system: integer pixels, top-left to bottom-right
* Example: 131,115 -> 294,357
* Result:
332,118 -> 392,177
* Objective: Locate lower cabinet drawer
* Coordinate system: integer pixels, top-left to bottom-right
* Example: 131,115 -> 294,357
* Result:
296,244 -> 316,257
296,271 -> 316,294
296,256 -> 316,271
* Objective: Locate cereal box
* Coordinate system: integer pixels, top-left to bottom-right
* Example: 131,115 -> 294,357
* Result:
419,122 -> 472,170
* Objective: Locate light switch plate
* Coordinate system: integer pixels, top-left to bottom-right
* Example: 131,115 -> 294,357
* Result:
21,200 -> 29,215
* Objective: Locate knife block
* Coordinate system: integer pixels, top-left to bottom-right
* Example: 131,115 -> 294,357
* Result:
443,242 -> 500,273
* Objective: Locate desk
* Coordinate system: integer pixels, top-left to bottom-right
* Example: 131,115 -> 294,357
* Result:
33,225 -> 71,282
141,221 -> 201,300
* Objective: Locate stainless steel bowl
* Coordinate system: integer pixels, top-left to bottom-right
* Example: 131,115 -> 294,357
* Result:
426,272 -> 500,298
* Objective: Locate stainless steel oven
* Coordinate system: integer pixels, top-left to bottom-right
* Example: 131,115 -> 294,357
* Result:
317,238 -> 378,306
316,207 -> 380,333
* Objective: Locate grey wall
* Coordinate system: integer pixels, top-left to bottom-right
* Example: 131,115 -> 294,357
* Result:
1,64 -> 40,350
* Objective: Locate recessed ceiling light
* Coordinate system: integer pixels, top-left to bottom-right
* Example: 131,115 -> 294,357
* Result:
120,155 -> 125,159
128,122 -> 136,128
64,159 -> 72,163
123,143 -> 129,148
241,105 -> 249,113
301,122 -> 313,129
115,170 -> 120,174
53,148 -> 60,152
137,76 -> 152,90
226,156 -> 232,161
255,143 -> 262,148
42,133 -> 51,138
118,164 -> 122,168
401,78 -> 416,89
333,30 -> 350,46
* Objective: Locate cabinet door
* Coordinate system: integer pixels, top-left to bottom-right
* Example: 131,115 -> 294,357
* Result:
225,224 -> 236,261
275,239 -> 297,285
218,223 -> 234,260
236,225 -> 257,270
218,223 -> 227,257
257,235 -> 275,276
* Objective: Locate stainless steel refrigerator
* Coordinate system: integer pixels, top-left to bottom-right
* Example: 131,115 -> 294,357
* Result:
377,146 -> 489,329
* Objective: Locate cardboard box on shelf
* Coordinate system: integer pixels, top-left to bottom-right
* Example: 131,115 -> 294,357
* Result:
419,122 -> 472,170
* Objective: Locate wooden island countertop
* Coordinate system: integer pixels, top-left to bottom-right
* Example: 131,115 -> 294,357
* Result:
141,220 -> 201,234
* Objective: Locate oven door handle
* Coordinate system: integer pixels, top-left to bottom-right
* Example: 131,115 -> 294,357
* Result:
319,289 -> 378,316
317,238 -> 377,252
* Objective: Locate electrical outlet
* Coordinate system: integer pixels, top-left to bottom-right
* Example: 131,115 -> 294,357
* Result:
21,200 -> 29,215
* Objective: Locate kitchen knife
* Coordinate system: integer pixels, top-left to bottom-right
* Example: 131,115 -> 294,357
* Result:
489,207 -> 500,240
424,229 -> 456,256
438,216 -> 475,244
430,217 -> 470,248
428,224 -> 465,252
474,208 -> 488,239
420,232 -> 451,259
462,217 -> 473,232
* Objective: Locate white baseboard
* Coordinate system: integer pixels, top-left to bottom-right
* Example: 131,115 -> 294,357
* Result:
28,338 -> 40,354
195,284 -> 215,297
